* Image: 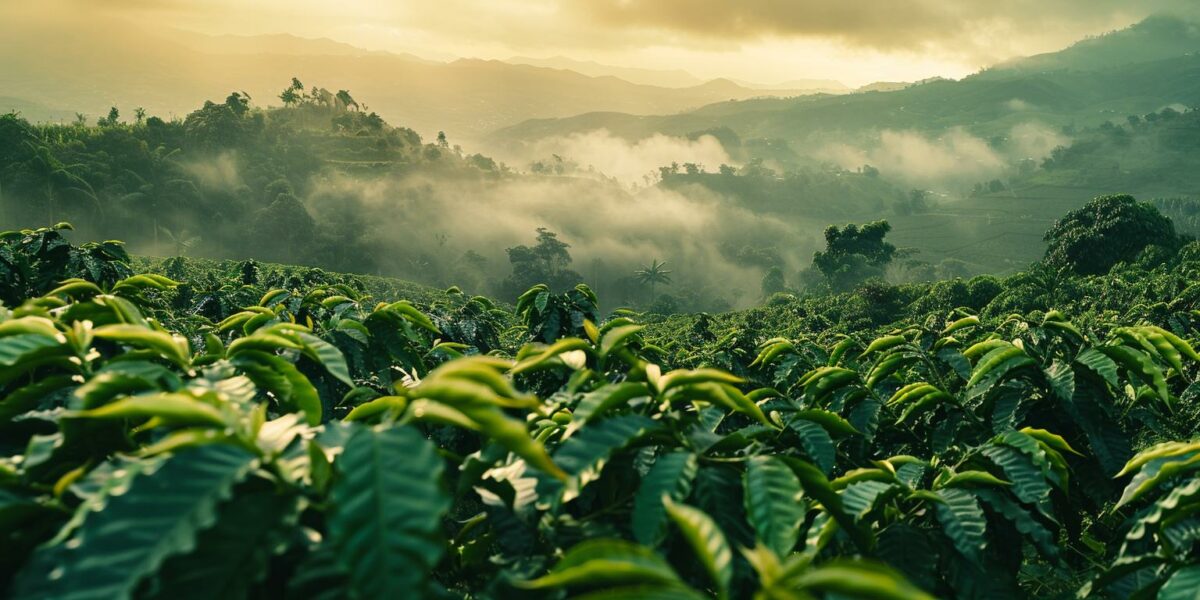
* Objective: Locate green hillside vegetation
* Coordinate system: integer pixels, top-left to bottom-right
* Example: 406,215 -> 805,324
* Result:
0,87 -> 504,272
5,192 -> 1200,598
985,15 -> 1200,75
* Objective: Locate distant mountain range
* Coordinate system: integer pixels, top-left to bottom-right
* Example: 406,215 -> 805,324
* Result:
504,56 -> 706,88
4,12 -> 1196,151
0,15 -> 829,140
490,15 -> 1200,148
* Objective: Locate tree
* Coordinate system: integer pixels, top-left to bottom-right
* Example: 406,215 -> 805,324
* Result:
812,220 -> 896,291
98,107 -> 120,127
1043,194 -> 1178,275
20,142 -> 99,224
280,78 -> 305,106
634,259 -> 672,301
335,90 -> 359,111
250,193 -> 316,262
184,96 -> 260,148
502,228 -> 583,297
120,146 -> 193,248
761,266 -> 786,297
225,92 -> 251,117
159,226 -> 201,256
133,107 -> 147,125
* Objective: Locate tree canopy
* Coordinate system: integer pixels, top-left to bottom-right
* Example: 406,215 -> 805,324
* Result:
1043,194 -> 1179,275
812,220 -> 896,291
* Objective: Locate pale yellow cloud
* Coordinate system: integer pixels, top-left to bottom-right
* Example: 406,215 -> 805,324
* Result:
47,0 -> 1200,86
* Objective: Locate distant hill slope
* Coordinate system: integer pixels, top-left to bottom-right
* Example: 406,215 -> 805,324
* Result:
985,14 -> 1200,75
505,56 -> 705,88
491,15 -> 1200,147
0,14 -> 805,140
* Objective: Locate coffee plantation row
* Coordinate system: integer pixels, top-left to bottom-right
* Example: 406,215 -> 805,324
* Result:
3,222 -> 1200,599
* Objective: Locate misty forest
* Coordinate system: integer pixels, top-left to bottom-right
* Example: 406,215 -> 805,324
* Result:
3,3 -> 1200,599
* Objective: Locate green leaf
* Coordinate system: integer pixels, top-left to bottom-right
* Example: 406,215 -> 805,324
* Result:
664,497 -> 733,600
93,324 -> 191,368
12,444 -> 256,600
0,333 -> 64,367
1076,348 -> 1119,388
1099,345 -> 1170,405
517,539 -> 681,590
966,345 -> 1034,397
672,382 -> 773,428
1125,477 -> 1200,542
291,330 -> 353,387
788,559 -> 936,600
569,382 -> 651,437
1117,451 -> 1200,508
792,408 -> 860,435
0,375 -> 75,422
598,324 -> 644,359
1043,359 -> 1075,402
544,414 -> 660,504
789,418 -> 837,474
328,425 -> 450,599
981,445 -> 1051,509
841,480 -> 899,521
569,586 -> 705,600
633,452 -> 698,546
938,470 -> 1010,489
456,403 -> 566,480
973,488 -> 1058,562
743,456 -> 805,557
777,456 -> 873,553
933,488 -> 987,564
1159,566 -> 1200,600
71,392 -> 231,428
145,489 -> 299,600
231,350 -> 322,424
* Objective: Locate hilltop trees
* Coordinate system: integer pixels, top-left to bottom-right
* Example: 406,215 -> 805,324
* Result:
811,220 -> 896,291
279,77 -> 305,106
1043,194 -> 1179,274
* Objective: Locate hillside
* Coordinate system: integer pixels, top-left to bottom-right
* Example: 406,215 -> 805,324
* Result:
985,14 -> 1200,75
491,15 -> 1200,149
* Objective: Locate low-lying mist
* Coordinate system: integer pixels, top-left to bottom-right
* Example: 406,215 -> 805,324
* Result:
307,170 -> 819,310
515,130 -> 732,186
821,122 -> 1069,190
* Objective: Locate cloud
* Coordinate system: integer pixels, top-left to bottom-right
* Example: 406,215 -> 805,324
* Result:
515,130 -> 732,185
563,0 -> 1200,60
47,0 -> 1200,65
821,123 -> 1068,187
306,170 -> 816,307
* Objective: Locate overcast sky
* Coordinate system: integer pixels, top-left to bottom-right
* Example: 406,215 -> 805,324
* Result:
59,0 -> 1200,86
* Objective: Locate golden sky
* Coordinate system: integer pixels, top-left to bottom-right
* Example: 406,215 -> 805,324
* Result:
51,0 -> 1200,85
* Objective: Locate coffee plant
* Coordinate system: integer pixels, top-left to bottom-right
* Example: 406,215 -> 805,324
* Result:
3,224 -> 1200,599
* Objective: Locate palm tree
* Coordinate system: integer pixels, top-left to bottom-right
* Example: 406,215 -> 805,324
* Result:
159,226 -> 201,257
120,146 -> 194,248
635,259 -> 673,301
23,142 -> 99,225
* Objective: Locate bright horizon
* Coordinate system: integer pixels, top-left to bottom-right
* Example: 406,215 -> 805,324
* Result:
26,0 -> 1200,88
